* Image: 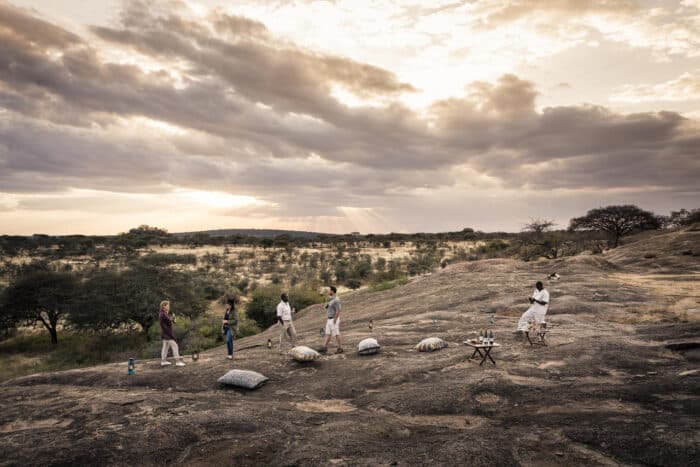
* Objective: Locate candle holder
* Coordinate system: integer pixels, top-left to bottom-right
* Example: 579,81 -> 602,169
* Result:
127,358 -> 135,375
192,349 -> 200,362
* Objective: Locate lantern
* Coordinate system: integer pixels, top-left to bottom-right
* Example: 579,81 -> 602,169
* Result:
192,350 -> 199,361
267,339 -> 272,349
127,358 -> 135,375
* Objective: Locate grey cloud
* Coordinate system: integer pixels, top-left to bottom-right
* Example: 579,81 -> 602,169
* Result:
0,1 -> 81,47
474,0 -> 639,26
0,0 -> 698,225
427,75 -> 699,191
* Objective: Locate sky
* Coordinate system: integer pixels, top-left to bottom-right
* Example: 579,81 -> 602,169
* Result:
1,0 -> 699,235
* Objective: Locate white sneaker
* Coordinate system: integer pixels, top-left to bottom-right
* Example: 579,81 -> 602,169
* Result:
226,355 -> 232,360
161,361 -> 171,366
176,361 -> 186,367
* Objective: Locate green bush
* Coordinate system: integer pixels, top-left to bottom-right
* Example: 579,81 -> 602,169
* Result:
236,311 -> 260,338
246,284 -> 282,328
370,276 -> 409,292
407,254 -> 436,276
139,253 -> 197,267
246,284 -> 323,329
478,239 -> 510,257
202,283 -> 225,300
289,285 -> 325,311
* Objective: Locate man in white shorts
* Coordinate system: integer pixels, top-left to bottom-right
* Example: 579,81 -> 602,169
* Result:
516,281 -> 550,332
321,286 -> 343,354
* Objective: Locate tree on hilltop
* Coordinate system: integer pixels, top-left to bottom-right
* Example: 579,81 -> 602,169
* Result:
569,205 -> 661,248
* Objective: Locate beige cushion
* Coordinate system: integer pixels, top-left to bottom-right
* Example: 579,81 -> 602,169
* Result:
289,346 -> 321,362
415,337 -> 448,352
358,338 -> 380,355
217,369 -> 268,389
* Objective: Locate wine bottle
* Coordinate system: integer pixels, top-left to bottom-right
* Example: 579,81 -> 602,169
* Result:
489,330 -> 494,345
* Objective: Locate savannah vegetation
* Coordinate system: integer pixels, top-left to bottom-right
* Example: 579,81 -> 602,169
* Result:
0,204 -> 696,380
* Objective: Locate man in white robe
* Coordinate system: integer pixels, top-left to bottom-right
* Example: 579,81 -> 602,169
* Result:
516,281 -> 550,332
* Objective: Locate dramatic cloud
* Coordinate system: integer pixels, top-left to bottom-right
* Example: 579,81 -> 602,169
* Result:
1,0 -> 699,234
610,70 -> 700,103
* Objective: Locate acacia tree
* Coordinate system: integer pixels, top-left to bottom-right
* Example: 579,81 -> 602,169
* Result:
70,266 -> 205,338
0,271 -> 78,344
520,218 -> 565,259
569,205 -> 661,248
522,218 -> 556,234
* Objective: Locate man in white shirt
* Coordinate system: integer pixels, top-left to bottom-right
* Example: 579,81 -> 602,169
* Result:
277,293 -> 297,352
516,281 -> 550,332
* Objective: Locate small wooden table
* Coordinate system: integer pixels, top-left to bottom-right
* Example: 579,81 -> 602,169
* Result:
463,340 -> 501,366
526,323 -> 550,346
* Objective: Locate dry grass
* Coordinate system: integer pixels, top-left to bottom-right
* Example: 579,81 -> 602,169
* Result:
609,273 -> 700,323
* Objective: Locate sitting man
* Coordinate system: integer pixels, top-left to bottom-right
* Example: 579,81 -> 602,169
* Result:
516,281 -> 550,333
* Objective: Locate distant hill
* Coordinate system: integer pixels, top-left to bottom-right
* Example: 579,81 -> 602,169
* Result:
172,228 -> 334,239
602,225 -> 700,272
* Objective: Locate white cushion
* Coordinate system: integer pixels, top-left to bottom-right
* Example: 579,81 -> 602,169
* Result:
416,337 -> 448,352
358,338 -> 380,355
289,346 -> 321,362
217,369 -> 268,389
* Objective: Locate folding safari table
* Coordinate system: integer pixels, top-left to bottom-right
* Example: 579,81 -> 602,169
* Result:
525,322 -> 550,346
463,340 -> 501,366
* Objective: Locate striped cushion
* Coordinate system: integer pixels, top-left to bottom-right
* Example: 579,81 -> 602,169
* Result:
289,346 -> 321,362
416,337 -> 448,352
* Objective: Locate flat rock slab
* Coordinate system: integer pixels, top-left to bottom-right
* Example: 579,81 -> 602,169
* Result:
294,400 -> 357,413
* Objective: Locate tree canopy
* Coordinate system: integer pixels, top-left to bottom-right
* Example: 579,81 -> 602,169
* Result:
569,205 -> 661,247
70,266 -> 205,336
0,271 -> 78,344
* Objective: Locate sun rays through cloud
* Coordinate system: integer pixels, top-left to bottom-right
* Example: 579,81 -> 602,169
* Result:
1,0 -> 699,234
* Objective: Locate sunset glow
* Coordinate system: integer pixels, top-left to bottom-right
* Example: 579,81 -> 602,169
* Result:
1,0 -> 698,234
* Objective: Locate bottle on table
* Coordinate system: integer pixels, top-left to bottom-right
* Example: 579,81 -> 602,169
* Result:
489,330 -> 494,345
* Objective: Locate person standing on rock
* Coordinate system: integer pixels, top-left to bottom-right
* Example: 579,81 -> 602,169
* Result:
223,297 -> 238,360
321,286 -> 343,354
277,293 -> 297,352
159,300 -> 186,367
516,281 -> 549,333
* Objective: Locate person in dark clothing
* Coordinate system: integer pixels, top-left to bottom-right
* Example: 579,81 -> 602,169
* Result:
159,300 -> 185,367
222,298 -> 239,360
